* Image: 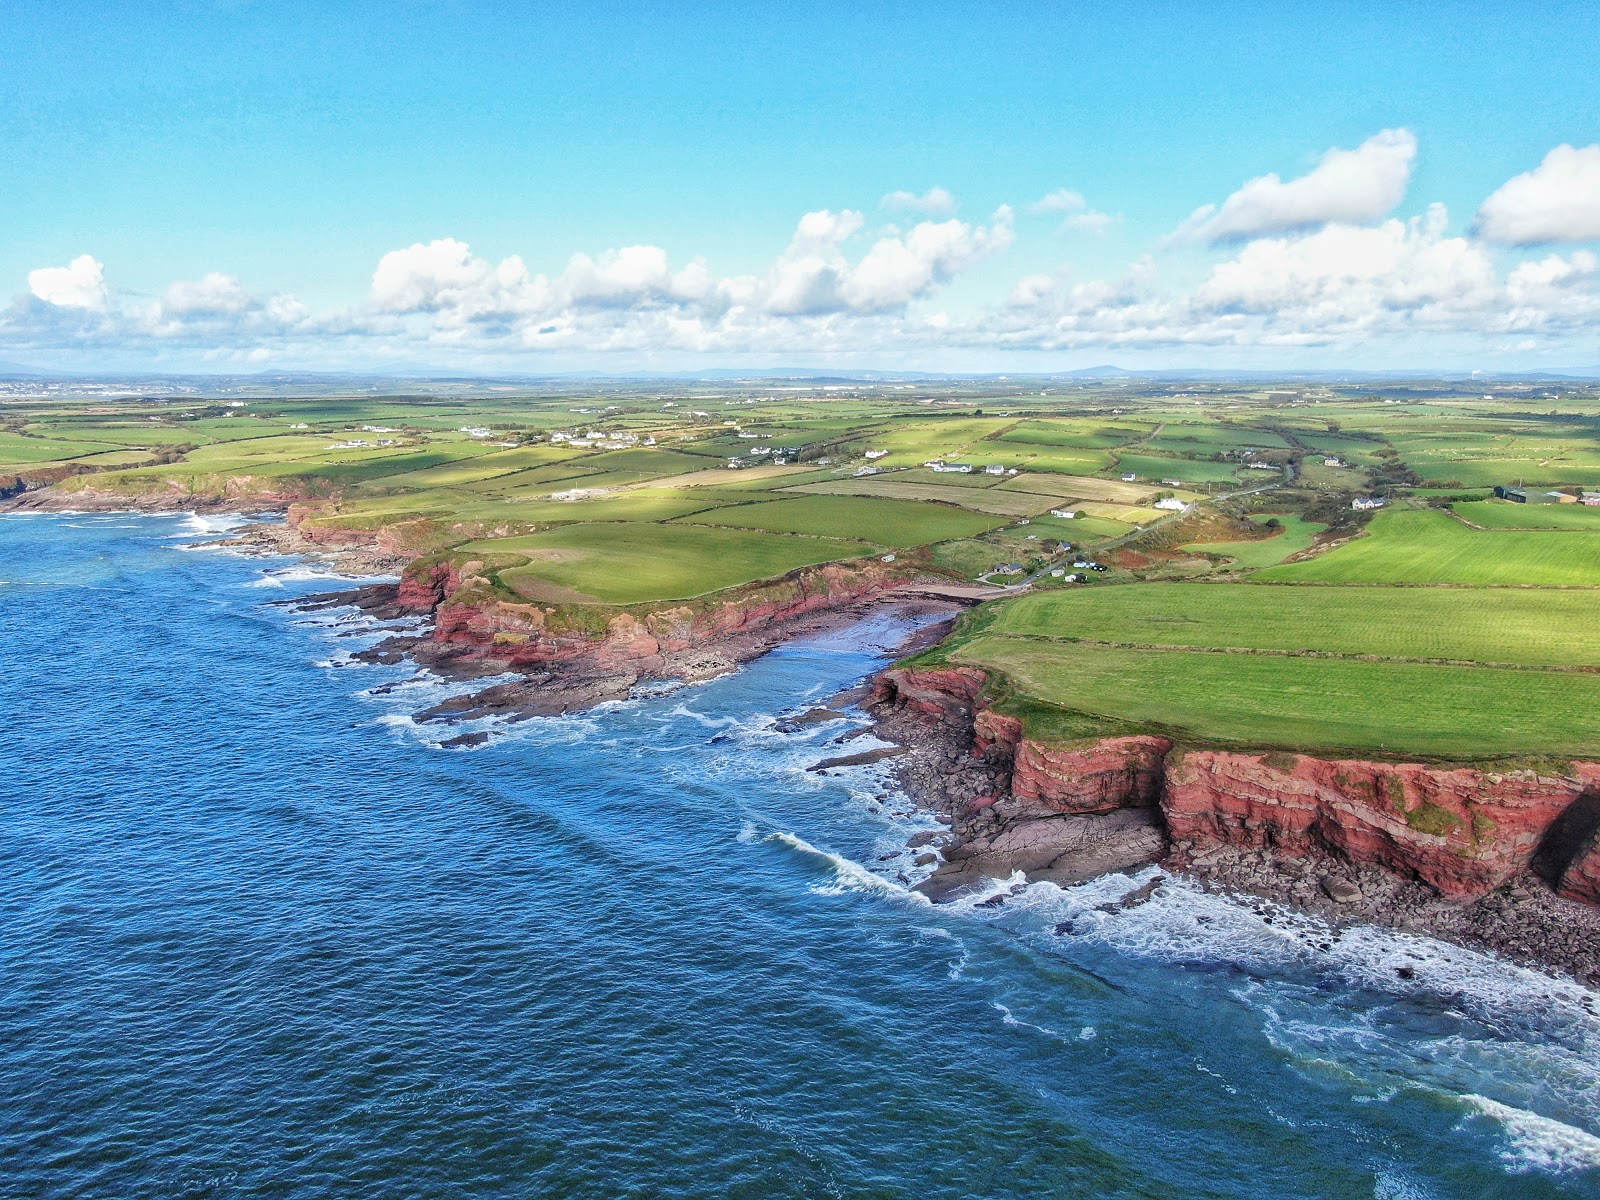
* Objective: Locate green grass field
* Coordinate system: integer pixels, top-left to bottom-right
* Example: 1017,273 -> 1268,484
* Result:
996,420 -> 1151,449
1258,508 -> 1600,585
488,523 -> 871,604
1112,453 -> 1244,484
675,494 -> 1003,546
950,636 -> 1600,758
1453,499 -> 1600,529
1182,514 -> 1325,569
790,478 -> 1055,517
986,582 -> 1600,667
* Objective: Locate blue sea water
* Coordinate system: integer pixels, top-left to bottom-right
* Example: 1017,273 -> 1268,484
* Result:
2,513 -> 1600,1200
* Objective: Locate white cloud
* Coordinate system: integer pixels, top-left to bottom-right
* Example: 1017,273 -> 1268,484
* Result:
1475,144 -> 1600,244
1178,129 -> 1417,243
1028,188 -> 1120,235
765,207 -> 1011,315
28,254 -> 108,310
840,208 -> 1014,311
13,175 -> 1600,368
1194,205 -> 1494,317
161,273 -> 254,317
880,186 -> 956,216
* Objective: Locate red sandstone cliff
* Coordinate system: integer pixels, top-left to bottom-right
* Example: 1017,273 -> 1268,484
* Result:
871,666 -> 1600,908
401,555 -> 912,679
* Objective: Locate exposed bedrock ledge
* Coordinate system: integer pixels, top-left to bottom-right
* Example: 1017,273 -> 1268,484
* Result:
869,666 -> 1600,911
1163,751 -> 1600,901
409,559 -> 909,674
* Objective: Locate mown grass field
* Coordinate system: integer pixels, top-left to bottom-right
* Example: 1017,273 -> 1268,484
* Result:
1182,514 -> 1325,569
1112,453 -> 1245,484
790,478 -> 1056,516
996,475 -> 1159,504
1453,499 -> 1600,529
949,636 -> 1600,758
489,523 -> 870,604
995,420 -> 1152,449
675,494 -> 1002,546
1258,508 -> 1600,585
986,582 -> 1600,667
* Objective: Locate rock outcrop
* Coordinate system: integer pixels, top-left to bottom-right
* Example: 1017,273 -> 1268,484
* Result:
1163,751 -> 1600,900
401,557 -> 910,679
868,666 -> 1600,919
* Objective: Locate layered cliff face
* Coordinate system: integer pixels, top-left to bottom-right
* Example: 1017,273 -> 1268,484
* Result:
401,554 -> 911,681
1164,752 -> 1600,901
872,666 -> 1600,910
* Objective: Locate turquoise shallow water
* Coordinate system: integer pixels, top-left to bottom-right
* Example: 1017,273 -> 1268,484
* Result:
2,512 -> 1600,1199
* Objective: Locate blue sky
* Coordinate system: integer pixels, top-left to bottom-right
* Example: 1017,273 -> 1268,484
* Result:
6,1 -> 1600,372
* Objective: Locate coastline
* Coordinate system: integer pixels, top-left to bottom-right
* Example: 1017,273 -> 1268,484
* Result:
862,670 -> 1600,987
12,485 -> 1600,988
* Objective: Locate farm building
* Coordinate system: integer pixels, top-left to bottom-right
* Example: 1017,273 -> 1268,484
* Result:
1495,485 -> 1568,504
985,464 -> 1006,476
1352,497 -> 1386,511
1049,508 -> 1079,519
1153,498 -> 1187,511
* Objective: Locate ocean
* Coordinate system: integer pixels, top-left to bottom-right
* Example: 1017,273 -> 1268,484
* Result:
2,511 -> 1598,1199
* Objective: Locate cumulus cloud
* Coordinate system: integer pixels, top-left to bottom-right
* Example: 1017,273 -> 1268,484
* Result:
28,254 -> 108,310
880,186 -> 956,216
766,207 -> 1012,315
1178,129 -> 1417,243
161,272 -> 254,317
1475,144 -> 1600,244
370,238 -> 545,316
1028,188 -> 1120,234
13,167 -> 1600,366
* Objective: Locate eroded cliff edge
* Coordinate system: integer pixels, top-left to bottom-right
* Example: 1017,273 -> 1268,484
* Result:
868,665 -> 1600,983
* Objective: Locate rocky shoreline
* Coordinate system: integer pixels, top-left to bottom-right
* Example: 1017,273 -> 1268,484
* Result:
862,667 -> 1600,986
14,486 -> 1600,986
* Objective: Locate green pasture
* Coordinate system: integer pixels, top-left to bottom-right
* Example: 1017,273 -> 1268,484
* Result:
995,420 -> 1151,449
986,582 -> 1600,667
677,493 -> 1002,546
791,478 -> 1055,517
488,523 -> 870,604
1258,508 -> 1600,585
0,432 -> 126,462
1145,423 -> 1290,453
1182,514 -> 1325,569
950,637 -> 1600,759
1112,453 -> 1244,484
1453,499 -> 1600,529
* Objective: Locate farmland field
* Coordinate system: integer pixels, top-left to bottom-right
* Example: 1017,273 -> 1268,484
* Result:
1258,508 -> 1600,585
485,523 -> 871,604
1182,514 -> 1325,569
675,494 -> 1003,546
949,636 -> 1600,758
789,478 -> 1056,517
995,420 -> 1151,449
996,475 -> 1159,504
985,583 -> 1600,667
1111,453 -> 1244,484
1453,499 -> 1600,529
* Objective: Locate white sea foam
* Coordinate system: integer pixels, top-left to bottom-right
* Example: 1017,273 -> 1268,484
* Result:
1462,1095 -> 1600,1175
1371,1169 -> 1440,1200
180,512 -> 251,535
768,830 -> 919,900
